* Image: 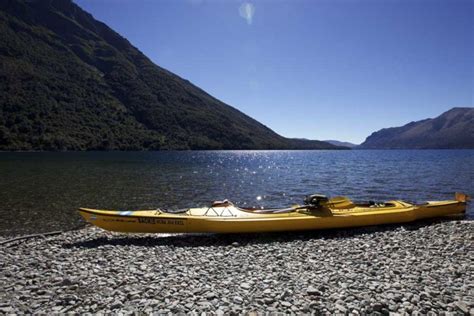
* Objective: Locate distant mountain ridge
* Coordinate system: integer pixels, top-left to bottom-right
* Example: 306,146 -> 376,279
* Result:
360,107 -> 474,149
324,140 -> 358,148
0,0 -> 343,151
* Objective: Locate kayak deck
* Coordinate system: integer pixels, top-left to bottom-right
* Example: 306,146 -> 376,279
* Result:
78,194 -> 467,234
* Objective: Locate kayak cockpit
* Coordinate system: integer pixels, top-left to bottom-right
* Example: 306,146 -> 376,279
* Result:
146,193 -> 468,218
180,196 -> 411,217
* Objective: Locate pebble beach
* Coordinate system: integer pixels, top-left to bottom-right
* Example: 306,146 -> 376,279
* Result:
1,220 -> 473,315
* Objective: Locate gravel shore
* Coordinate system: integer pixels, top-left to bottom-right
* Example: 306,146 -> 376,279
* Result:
1,220 -> 473,315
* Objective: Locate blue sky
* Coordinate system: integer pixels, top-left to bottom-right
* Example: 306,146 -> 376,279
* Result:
76,0 -> 473,144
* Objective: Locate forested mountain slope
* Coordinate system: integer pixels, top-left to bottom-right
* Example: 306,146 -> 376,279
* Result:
0,0 -> 342,150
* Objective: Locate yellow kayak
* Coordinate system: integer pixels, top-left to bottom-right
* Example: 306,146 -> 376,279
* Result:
78,193 -> 469,234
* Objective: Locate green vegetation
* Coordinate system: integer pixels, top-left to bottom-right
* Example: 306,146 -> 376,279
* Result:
0,0 -> 343,151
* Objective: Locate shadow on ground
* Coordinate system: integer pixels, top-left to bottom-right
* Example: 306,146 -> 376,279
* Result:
63,217 -> 468,249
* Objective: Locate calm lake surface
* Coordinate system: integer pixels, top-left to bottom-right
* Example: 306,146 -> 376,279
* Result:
0,150 -> 473,236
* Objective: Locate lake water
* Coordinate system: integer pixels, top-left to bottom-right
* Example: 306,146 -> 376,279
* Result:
0,150 -> 473,236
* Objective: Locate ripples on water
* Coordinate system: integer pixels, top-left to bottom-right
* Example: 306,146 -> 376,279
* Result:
0,150 -> 472,235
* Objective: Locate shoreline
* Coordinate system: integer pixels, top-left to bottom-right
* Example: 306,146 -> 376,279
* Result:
1,220 -> 473,314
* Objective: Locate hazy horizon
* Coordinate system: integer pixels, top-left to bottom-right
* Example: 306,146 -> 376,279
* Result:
76,0 -> 473,144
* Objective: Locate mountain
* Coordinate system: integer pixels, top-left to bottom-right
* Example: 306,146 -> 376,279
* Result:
360,107 -> 474,149
0,0 -> 344,151
324,140 -> 358,148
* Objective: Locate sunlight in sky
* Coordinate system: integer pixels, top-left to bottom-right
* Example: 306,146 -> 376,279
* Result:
75,0 -> 473,144
239,2 -> 255,25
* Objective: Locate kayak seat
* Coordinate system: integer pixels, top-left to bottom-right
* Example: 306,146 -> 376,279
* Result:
326,196 -> 355,209
212,199 -> 234,207
244,207 -> 296,214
